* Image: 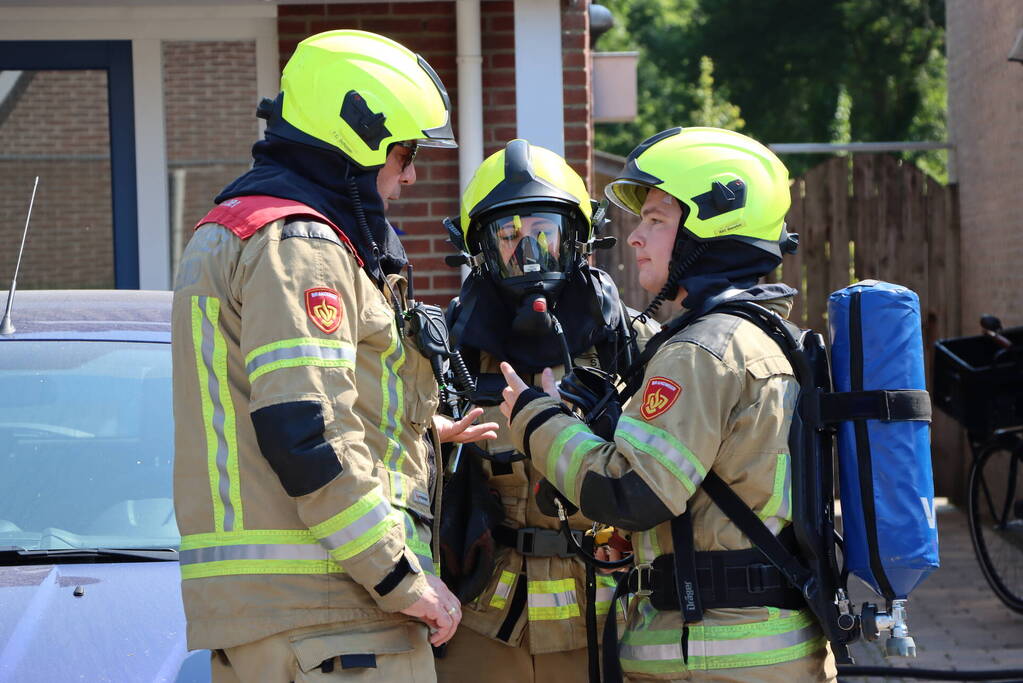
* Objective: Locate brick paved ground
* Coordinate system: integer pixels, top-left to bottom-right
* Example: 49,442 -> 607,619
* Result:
839,504 -> 1023,682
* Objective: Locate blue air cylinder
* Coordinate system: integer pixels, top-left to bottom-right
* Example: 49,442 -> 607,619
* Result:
828,280 -> 939,599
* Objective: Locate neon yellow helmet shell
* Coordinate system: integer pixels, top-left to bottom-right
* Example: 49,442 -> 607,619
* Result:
605,127 -> 791,249
276,30 -> 455,168
459,139 -> 593,250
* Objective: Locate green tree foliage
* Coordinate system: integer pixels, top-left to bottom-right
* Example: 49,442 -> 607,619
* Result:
594,0 -> 745,156
594,0 -> 947,179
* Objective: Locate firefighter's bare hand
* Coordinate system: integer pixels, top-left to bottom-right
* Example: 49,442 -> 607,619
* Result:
434,407 -> 499,444
400,574 -> 462,646
499,363 -> 559,421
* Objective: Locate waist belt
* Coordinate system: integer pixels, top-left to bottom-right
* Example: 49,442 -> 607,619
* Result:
625,547 -> 805,611
493,526 -> 582,558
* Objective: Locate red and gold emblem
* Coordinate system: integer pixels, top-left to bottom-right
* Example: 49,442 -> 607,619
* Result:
640,377 -> 682,421
305,287 -> 342,334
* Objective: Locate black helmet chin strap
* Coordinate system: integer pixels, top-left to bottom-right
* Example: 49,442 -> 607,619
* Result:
636,231 -> 709,323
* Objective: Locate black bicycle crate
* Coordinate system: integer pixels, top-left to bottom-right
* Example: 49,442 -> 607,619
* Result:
933,326 -> 1023,437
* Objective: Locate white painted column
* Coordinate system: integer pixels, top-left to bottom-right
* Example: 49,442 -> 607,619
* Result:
456,0 -> 485,282
131,37 -> 171,290
513,0 -> 564,155
456,0 -> 484,194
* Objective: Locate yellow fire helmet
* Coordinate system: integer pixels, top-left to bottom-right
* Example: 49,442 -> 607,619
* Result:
605,127 -> 795,257
456,140 -> 594,279
258,30 -> 456,169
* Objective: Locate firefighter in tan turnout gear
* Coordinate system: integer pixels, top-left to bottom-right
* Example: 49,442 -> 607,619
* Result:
498,128 -> 838,682
435,140 -> 659,683
171,30 -> 496,682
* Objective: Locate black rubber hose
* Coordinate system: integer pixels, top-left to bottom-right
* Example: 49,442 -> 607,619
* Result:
837,666 -> 1023,681
559,516 -> 633,571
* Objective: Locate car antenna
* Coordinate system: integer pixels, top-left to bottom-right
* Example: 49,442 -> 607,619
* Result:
1,176 -> 40,336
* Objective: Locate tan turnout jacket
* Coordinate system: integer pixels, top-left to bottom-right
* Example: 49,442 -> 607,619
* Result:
172,206 -> 439,651
508,298 -> 836,680
462,315 -> 658,655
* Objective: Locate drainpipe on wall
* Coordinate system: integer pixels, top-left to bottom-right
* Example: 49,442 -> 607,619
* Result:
456,0 -> 484,282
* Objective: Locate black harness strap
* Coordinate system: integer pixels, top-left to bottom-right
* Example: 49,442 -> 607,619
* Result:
819,389 -> 931,423
495,574 -> 527,643
583,534 -> 601,683
700,471 -> 813,595
601,570 -> 631,683
669,511 -> 704,623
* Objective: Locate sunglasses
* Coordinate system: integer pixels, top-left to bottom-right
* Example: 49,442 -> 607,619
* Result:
396,141 -> 419,171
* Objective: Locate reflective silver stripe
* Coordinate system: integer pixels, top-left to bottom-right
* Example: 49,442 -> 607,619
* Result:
179,543 -> 329,564
199,296 -> 235,532
616,417 -> 704,490
692,624 -> 822,657
635,528 -> 658,565
380,327 -> 406,469
596,584 -> 615,603
245,343 -> 356,376
554,429 -> 601,492
320,498 -> 394,552
619,642 -> 682,663
494,577 -> 514,601
527,589 -> 578,609
392,470 -> 405,505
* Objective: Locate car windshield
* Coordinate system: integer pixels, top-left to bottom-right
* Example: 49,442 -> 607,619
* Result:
0,340 -> 177,553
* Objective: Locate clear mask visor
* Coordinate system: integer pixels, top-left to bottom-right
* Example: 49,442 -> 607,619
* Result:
480,211 -> 569,279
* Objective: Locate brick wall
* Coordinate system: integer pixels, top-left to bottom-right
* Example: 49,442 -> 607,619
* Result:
561,0 -> 592,191
0,70 -> 114,290
278,0 -> 592,306
947,1 -> 1023,331
164,40 -> 260,268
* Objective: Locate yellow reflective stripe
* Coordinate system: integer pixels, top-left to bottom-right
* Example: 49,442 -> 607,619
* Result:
245,337 -> 356,383
191,297 -> 221,531
687,610 -> 824,670
214,300 -> 243,532
403,511 -> 434,575
759,453 -> 792,529
620,602 -> 684,675
180,529 -> 317,549
547,423 -> 603,494
527,578 -> 580,621
191,296 -> 242,532
490,570 -> 517,609
309,489 -> 399,562
179,529 -> 344,580
595,575 -> 617,615
379,322 -> 407,470
245,337 -> 349,366
616,416 -> 706,494
181,558 -> 344,580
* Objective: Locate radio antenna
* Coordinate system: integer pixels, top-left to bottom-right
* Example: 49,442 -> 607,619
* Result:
1,176 -> 40,336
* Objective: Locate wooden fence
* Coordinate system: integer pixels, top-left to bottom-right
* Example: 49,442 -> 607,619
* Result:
594,152 -> 965,498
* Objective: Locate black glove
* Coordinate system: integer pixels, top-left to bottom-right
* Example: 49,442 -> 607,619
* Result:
557,366 -> 622,441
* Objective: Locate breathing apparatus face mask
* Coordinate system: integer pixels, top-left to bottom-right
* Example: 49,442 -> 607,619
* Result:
474,208 -> 580,336
479,211 -> 569,279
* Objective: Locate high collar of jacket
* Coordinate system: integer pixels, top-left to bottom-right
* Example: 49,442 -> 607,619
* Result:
215,136 -> 408,282
678,239 -> 792,311
451,265 -> 627,374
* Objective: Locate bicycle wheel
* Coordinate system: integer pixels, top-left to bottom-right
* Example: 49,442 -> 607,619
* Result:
968,438 -> 1023,613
